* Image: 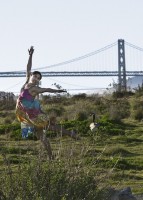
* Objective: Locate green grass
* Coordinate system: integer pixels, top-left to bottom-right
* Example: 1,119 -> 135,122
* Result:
1,92 -> 143,198
1,122 -> 143,199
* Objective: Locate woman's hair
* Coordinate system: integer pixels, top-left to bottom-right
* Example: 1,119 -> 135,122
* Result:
32,71 -> 42,80
20,71 -> 42,92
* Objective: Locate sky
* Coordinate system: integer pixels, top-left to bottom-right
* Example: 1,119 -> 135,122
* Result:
0,0 -> 143,95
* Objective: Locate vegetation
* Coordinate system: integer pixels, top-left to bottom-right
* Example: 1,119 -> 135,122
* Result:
0,89 -> 143,199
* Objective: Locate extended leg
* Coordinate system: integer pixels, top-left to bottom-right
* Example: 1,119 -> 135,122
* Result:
48,123 -> 80,140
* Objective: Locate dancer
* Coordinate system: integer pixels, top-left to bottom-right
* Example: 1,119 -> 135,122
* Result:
16,46 -> 79,159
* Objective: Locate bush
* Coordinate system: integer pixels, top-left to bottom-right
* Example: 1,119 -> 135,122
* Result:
0,123 -> 20,134
132,99 -> 143,120
93,116 -> 125,136
72,93 -> 87,100
60,119 -> 89,136
45,106 -> 65,117
108,100 -> 130,122
0,160 -> 109,200
75,111 -> 88,121
133,109 -> 143,121
10,129 -> 22,140
3,117 -> 13,124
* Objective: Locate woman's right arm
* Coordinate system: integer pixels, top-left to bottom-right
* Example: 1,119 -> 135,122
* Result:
30,86 -> 67,96
26,46 -> 34,83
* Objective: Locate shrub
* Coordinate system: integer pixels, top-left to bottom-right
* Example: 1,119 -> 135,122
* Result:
132,99 -> 143,120
60,120 -> 89,135
75,111 -> 88,121
134,83 -> 143,97
45,106 -> 65,117
0,160 -> 108,200
0,123 -> 21,135
133,109 -> 143,121
72,93 -> 87,100
108,100 -> 130,122
10,129 -> 22,140
3,117 -> 13,124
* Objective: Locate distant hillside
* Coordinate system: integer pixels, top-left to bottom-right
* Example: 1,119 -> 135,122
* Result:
127,76 -> 143,89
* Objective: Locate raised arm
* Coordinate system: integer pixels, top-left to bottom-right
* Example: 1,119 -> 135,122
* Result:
26,46 -> 34,82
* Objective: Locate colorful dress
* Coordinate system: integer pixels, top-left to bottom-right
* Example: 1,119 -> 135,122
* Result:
16,88 -> 49,128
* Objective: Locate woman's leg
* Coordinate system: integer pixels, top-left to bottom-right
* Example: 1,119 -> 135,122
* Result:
47,116 -> 80,139
48,123 -> 80,140
35,127 -> 53,160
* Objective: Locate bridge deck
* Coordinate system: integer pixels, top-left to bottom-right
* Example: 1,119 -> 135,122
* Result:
0,71 -> 143,77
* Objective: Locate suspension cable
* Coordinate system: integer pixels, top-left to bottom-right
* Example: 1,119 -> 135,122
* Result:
125,41 -> 143,52
34,42 -> 117,70
2,41 -> 117,73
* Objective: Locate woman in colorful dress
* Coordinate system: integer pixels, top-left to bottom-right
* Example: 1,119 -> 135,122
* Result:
16,46 -> 78,159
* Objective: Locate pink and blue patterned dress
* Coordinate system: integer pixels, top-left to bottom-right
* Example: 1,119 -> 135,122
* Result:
16,88 -> 49,128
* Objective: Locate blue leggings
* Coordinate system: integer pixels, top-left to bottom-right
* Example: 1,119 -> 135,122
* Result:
21,127 -> 34,138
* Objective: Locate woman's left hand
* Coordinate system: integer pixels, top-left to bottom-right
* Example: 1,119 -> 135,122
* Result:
28,46 -> 34,55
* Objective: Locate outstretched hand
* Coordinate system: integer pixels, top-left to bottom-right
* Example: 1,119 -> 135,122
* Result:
28,46 -> 34,55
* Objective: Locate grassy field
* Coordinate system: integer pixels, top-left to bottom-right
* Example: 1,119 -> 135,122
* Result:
0,91 -> 143,199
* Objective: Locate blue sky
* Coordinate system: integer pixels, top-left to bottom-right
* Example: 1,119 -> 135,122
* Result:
0,0 -> 143,94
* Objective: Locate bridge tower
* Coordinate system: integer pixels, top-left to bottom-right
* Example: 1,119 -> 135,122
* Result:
118,39 -> 126,92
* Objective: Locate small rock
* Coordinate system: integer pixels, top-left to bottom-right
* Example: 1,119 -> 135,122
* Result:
118,187 -> 137,200
109,187 -> 137,200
